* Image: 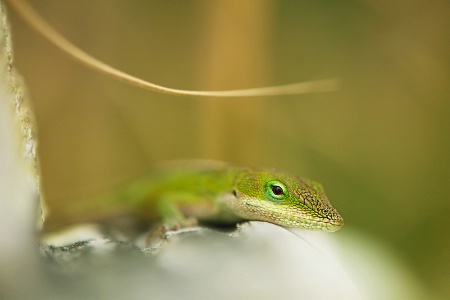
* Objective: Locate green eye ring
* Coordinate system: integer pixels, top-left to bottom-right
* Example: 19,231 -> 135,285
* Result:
265,180 -> 288,201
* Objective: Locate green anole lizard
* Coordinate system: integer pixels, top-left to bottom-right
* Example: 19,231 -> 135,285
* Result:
5,1 -> 343,235
43,161 -> 344,233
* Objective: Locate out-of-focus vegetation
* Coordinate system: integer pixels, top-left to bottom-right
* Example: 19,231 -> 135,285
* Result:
8,0 -> 450,298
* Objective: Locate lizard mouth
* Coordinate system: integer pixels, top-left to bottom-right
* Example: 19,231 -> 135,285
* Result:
288,215 -> 344,232
323,219 -> 344,232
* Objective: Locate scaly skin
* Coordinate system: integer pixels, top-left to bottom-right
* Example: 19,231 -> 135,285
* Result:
230,169 -> 344,231
43,161 -> 344,233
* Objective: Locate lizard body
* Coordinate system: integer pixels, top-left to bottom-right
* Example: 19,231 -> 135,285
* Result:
43,161 -> 344,233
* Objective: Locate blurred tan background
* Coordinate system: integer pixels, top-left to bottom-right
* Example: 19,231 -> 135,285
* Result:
7,0 -> 450,298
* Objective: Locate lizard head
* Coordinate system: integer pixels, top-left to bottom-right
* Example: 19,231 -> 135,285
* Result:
229,170 -> 344,232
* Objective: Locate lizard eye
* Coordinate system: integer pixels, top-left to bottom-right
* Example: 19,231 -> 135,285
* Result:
272,185 -> 284,195
266,180 -> 287,201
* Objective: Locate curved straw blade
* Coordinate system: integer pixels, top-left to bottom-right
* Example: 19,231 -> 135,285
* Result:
6,0 -> 339,98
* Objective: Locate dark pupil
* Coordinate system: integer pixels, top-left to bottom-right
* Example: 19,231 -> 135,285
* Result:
272,185 -> 284,196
